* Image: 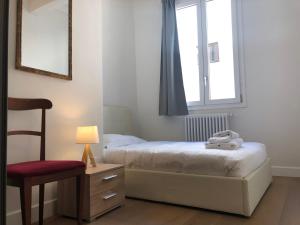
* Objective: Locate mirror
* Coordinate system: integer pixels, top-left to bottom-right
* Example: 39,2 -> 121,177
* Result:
16,0 -> 72,80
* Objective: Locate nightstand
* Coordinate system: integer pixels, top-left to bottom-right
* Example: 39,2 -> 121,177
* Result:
57,164 -> 125,222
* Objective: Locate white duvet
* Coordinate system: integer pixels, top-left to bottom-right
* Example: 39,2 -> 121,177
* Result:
103,141 -> 268,177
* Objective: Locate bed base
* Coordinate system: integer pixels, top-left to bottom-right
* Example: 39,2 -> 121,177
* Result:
125,158 -> 272,216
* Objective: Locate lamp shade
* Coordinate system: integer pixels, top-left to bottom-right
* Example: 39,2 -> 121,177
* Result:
76,126 -> 99,144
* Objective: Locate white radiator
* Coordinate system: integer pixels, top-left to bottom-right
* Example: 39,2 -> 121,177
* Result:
185,113 -> 230,142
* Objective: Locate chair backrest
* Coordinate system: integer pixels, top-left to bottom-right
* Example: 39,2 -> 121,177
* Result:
8,98 -> 53,160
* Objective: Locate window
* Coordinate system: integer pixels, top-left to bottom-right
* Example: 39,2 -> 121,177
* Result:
176,0 -> 244,109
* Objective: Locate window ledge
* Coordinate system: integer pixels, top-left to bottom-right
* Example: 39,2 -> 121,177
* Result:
188,101 -> 247,112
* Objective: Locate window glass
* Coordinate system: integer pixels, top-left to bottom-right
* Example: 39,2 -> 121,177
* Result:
206,0 -> 236,100
176,5 -> 201,102
176,0 -> 242,107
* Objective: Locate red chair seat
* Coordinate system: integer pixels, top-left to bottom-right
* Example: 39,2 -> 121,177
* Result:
7,160 -> 86,178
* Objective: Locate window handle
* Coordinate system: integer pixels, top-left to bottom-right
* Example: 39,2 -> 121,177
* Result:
204,76 -> 208,86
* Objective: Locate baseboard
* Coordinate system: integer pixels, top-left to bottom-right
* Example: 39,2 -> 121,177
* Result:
6,199 -> 57,225
272,166 -> 300,177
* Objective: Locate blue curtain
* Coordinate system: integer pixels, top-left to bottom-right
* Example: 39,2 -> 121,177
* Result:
159,0 -> 188,116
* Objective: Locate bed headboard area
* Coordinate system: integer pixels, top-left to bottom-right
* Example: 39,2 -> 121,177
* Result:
103,105 -> 133,135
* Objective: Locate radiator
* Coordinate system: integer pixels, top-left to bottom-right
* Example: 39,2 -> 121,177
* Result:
185,113 -> 230,142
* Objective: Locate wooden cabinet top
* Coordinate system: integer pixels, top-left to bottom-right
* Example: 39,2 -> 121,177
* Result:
85,164 -> 124,175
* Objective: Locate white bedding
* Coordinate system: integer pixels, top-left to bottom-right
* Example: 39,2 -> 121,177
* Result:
103,140 -> 268,177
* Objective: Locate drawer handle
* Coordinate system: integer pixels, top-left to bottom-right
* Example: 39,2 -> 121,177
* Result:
103,174 -> 118,181
103,192 -> 117,200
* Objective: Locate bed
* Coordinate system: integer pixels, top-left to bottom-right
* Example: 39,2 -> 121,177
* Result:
103,106 -> 273,216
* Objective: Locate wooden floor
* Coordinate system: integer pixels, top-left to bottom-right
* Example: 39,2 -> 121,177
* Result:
48,177 -> 300,225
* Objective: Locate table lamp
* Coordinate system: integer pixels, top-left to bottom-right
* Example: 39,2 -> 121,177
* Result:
76,126 -> 99,167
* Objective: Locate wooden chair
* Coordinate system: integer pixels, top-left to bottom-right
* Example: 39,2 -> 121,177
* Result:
7,98 -> 85,225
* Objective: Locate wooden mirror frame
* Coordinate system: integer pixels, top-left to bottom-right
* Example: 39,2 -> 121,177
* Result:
0,0 -> 9,223
16,0 -> 72,80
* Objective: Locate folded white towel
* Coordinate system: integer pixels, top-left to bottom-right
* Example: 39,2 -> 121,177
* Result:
205,138 -> 244,150
213,130 -> 240,139
208,136 -> 232,144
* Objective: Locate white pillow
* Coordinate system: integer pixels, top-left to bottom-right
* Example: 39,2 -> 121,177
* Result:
103,134 -> 146,149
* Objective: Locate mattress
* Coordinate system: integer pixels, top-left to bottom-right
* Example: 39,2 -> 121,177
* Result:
103,141 -> 268,177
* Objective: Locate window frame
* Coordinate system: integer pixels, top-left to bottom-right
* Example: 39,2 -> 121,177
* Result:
176,0 -> 247,111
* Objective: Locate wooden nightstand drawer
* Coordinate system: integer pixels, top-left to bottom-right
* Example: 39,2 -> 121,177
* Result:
58,164 -> 125,222
90,168 -> 124,194
90,186 -> 125,217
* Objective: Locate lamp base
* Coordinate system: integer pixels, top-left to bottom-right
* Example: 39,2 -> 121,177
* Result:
82,144 -> 97,167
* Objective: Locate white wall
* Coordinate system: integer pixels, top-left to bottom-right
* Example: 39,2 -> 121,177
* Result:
7,0 -> 103,224
131,0 -> 300,176
102,0 -> 139,134
133,0 -> 186,141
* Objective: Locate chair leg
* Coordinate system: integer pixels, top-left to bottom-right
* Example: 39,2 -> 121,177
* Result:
39,184 -> 45,225
20,181 -> 32,225
76,174 -> 84,225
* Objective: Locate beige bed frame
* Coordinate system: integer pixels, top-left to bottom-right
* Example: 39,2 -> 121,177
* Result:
125,159 -> 272,216
104,106 -> 273,216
